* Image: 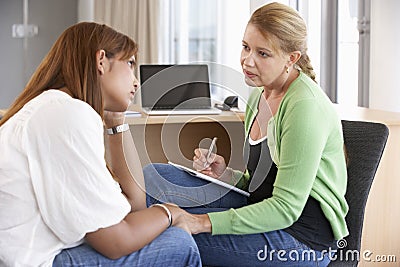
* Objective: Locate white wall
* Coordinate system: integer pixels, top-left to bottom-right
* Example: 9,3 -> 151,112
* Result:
215,0 -> 250,109
217,0 -> 249,71
77,0 -> 94,22
0,0 -> 77,109
369,0 -> 400,112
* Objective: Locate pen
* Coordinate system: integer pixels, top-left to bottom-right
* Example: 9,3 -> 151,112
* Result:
204,137 -> 217,167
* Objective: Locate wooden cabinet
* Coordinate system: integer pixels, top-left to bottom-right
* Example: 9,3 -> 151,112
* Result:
125,111 -> 246,171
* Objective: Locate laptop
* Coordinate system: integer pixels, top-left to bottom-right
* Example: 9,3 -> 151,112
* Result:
140,64 -> 221,115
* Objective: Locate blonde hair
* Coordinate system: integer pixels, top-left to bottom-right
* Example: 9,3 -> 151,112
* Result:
0,22 -> 138,127
249,2 -> 316,82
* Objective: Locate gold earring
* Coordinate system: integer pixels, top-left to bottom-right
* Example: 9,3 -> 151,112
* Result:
286,67 -> 290,74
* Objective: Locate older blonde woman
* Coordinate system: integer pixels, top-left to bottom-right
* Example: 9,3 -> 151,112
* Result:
144,3 -> 348,266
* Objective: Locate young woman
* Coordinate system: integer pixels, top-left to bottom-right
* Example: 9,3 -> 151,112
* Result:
144,3 -> 349,266
0,22 -> 201,267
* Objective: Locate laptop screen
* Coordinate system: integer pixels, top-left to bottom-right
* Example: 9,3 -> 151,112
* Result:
140,64 -> 212,110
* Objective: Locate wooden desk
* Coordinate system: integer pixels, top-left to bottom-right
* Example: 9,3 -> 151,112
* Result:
126,110 -> 246,171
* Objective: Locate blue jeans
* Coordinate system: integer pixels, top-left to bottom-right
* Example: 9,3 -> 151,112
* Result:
144,163 -> 333,267
53,224 -> 201,266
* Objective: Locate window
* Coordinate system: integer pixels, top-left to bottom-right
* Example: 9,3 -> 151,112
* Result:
337,0 -> 361,106
159,0 -> 250,105
299,0 -> 364,106
173,0 -> 217,63
160,0 -> 368,108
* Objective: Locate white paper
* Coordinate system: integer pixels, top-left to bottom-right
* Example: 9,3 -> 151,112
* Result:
168,161 -> 250,197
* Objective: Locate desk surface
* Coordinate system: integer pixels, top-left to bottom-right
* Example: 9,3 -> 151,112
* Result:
0,107 -> 245,123
333,104 -> 400,126
127,104 -> 400,126
125,110 -> 245,125
124,103 -> 245,124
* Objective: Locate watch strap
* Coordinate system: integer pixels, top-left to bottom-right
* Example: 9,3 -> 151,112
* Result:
106,123 -> 129,135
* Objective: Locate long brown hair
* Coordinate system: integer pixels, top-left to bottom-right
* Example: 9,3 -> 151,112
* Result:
249,2 -> 316,82
0,22 -> 137,127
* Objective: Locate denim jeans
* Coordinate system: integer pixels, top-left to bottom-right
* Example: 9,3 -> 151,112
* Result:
53,223 -> 201,266
144,163 -> 332,267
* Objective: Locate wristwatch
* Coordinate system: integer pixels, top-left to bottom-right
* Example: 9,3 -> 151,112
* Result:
106,123 -> 129,135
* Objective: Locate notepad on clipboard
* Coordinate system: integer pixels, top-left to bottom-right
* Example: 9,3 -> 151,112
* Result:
168,161 -> 250,197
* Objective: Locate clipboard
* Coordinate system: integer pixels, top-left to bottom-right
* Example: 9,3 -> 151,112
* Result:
168,161 -> 250,197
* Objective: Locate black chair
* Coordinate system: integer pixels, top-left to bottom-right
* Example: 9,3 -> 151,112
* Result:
329,120 -> 389,267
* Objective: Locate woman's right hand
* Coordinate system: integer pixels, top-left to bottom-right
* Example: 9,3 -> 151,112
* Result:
193,148 -> 227,179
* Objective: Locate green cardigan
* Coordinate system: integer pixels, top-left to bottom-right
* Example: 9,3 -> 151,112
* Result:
208,72 -> 349,240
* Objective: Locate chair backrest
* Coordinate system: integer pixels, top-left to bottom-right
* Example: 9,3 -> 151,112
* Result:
329,120 -> 389,267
